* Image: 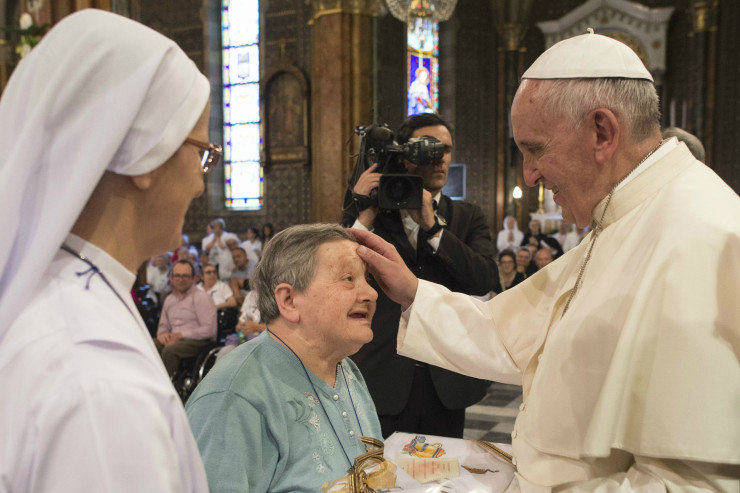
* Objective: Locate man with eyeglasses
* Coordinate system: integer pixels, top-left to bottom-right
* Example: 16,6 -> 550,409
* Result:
155,260 -> 217,377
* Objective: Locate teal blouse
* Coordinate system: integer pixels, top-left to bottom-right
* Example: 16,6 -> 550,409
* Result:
186,331 -> 383,492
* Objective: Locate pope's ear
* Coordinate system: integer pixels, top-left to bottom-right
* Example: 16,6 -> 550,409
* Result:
129,172 -> 155,191
591,108 -> 619,164
274,283 -> 300,323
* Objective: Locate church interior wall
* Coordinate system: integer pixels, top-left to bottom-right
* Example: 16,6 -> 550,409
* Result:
2,0 -> 739,240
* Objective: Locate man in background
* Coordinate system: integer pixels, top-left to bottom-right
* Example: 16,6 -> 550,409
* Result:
156,260 -> 217,376
346,113 -> 497,438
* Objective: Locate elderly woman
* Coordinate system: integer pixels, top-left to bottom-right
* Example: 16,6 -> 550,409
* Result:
492,249 -> 525,296
201,263 -> 237,309
186,223 -> 383,493
0,10 -> 215,492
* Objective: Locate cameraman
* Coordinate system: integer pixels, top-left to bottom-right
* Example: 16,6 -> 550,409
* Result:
346,113 -> 497,438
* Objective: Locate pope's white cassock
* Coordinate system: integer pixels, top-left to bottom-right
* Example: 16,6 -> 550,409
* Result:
0,235 -> 209,492
397,140 -> 740,491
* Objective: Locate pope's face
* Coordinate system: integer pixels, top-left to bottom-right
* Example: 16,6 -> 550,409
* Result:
511,80 -> 600,228
404,124 -> 453,196
293,240 -> 377,358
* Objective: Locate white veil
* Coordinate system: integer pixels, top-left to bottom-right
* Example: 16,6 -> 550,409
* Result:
0,9 -> 210,342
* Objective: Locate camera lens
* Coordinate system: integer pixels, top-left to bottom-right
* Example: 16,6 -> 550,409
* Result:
386,177 -> 413,203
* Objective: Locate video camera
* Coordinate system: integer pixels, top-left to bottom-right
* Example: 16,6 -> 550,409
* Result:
343,123 -> 447,212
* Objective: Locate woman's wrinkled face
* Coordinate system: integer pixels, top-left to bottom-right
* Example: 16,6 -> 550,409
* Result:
293,240 -> 378,358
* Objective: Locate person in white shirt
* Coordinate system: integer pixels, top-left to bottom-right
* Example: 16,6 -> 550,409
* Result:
200,263 -> 237,309
147,253 -> 171,302
0,10 -> 217,492
241,226 -> 263,258
496,215 -> 524,252
201,218 -> 239,278
551,221 -> 580,253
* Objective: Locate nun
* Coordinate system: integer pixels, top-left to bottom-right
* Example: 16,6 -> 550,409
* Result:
0,9 -> 218,492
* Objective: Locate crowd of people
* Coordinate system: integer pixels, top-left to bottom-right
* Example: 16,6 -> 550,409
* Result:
142,219 -> 277,376
1,9 -> 738,493
493,218 -> 589,296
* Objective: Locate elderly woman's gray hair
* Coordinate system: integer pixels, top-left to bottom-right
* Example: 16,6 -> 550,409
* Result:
251,223 -> 357,323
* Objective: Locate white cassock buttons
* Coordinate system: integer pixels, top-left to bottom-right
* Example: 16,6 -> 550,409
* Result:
333,394 -> 339,401
342,411 -> 348,417
349,431 -> 355,437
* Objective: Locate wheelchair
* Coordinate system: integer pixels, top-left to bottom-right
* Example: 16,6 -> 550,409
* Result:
171,307 -> 239,403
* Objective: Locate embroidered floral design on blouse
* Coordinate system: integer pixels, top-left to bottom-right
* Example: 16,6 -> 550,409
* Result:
304,392 -> 319,406
317,463 -> 325,474
312,452 -> 320,462
309,410 -> 320,431
318,432 -> 336,456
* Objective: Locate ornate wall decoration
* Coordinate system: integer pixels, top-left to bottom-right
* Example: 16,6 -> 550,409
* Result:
536,0 -> 674,84
262,62 -> 310,166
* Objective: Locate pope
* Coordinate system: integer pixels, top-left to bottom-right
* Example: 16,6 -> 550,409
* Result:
353,30 -> 740,491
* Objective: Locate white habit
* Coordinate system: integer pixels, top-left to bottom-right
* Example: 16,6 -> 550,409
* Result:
398,143 -> 740,491
0,9 -> 211,491
0,235 -> 209,492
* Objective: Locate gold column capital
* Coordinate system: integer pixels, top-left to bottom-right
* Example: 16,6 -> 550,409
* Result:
497,23 -> 526,52
689,0 -> 719,34
310,0 -> 387,23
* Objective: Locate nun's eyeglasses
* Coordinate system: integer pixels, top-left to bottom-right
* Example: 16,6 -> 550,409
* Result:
185,138 -> 222,174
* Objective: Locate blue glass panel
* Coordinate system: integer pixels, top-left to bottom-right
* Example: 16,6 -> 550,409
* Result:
221,8 -> 230,47
229,161 -> 262,200
229,123 -> 261,162
407,21 -> 439,116
407,17 -> 435,53
223,125 -> 232,162
224,45 -> 260,85
226,0 -> 259,47
222,0 -> 261,210
225,45 -> 259,85
228,83 -> 260,125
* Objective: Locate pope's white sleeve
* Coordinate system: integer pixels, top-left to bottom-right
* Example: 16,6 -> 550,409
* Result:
557,456 -> 740,492
398,279 -> 522,384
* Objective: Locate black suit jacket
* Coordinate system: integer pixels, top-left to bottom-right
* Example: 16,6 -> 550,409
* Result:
351,195 -> 497,415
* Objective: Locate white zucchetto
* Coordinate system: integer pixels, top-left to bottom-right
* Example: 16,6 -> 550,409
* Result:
522,28 -> 654,82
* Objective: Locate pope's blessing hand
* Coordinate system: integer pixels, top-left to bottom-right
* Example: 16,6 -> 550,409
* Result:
350,228 -> 418,310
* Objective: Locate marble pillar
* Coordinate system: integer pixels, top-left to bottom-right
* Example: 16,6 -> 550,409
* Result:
310,0 -> 383,223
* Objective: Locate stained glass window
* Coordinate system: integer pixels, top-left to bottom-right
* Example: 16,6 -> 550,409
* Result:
407,19 -> 438,116
222,0 -> 262,210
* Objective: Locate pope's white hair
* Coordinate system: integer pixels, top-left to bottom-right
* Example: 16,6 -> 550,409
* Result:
531,78 -> 661,142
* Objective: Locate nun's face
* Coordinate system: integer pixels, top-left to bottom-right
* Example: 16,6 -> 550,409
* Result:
149,103 -> 210,251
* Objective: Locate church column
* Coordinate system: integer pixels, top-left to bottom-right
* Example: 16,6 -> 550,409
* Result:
310,0 -> 384,223
492,0 -> 532,230
688,0 -> 719,164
